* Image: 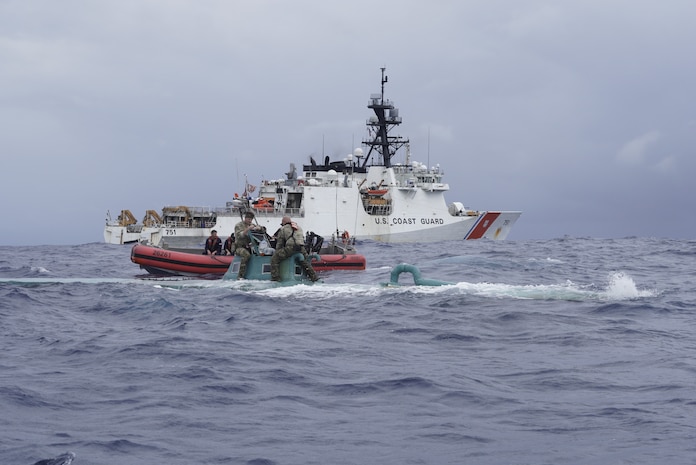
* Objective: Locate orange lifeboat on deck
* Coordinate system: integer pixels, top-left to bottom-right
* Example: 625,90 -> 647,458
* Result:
252,197 -> 275,212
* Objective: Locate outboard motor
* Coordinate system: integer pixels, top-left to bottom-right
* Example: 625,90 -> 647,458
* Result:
305,231 -> 324,253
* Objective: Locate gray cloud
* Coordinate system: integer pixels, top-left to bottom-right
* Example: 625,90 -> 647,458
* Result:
2,0 -> 695,245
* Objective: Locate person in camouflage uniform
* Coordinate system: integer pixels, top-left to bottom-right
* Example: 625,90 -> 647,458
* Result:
271,216 -> 318,282
234,211 -> 262,279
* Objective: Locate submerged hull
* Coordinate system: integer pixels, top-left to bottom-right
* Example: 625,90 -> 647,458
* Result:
130,244 -> 366,277
222,252 -> 312,283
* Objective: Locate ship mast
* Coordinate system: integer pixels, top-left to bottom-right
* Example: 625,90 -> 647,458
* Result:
362,67 -> 409,168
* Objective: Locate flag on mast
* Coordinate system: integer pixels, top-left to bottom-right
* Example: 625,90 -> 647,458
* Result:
242,175 -> 257,198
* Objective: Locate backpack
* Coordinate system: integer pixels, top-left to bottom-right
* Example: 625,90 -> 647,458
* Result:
287,223 -> 304,251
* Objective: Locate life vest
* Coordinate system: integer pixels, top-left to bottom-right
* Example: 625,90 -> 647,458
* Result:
205,235 -> 222,253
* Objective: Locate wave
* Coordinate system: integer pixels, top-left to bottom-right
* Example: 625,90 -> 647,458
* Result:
447,271 -> 656,301
0,270 -> 656,302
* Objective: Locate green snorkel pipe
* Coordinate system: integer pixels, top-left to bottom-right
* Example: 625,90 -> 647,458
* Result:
388,263 -> 453,286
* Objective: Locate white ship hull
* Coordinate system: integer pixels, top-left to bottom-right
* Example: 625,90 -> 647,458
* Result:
103,210 -> 153,245
126,166 -> 520,249
104,225 -> 143,245
122,213 -> 518,250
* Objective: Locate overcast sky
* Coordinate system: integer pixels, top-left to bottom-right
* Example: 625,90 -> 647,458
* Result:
2,0 -> 695,246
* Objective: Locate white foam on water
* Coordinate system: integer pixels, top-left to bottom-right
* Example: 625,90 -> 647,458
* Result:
603,271 -> 656,299
1,270 -> 657,302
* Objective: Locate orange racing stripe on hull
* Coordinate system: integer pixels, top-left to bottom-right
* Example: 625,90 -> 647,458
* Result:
465,212 -> 501,239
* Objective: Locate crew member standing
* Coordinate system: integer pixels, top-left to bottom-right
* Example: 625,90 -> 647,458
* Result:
271,216 -> 318,282
234,211 -> 260,278
204,230 -> 222,255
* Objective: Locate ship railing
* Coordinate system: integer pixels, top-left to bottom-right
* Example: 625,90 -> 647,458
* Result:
420,183 -> 449,191
251,207 -> 304,218
283,207 -> 304,217
163,220 -> 217,228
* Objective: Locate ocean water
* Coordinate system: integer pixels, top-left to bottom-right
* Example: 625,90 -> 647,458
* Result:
1,238 -> 695,465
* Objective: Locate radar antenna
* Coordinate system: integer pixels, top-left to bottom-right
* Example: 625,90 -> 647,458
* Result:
361,67 -> 409,168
